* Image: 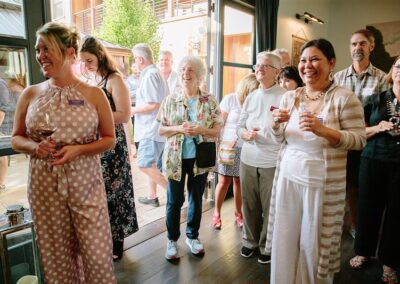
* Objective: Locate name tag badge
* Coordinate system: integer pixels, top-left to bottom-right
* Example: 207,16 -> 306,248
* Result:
68,99 -> 84,106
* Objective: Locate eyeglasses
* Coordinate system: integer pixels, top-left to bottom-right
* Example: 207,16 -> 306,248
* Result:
252,64 -> 279,71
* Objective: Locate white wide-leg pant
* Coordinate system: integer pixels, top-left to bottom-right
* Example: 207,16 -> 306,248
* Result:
270,176 -> 333,284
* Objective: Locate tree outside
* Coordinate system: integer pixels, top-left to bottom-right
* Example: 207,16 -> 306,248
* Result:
99,0 -> 162,61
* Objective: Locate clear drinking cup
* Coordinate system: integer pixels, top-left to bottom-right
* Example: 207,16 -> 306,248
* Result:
299,102 -> 317,141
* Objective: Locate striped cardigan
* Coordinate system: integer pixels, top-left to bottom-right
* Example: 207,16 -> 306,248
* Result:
265,84 -> 366,279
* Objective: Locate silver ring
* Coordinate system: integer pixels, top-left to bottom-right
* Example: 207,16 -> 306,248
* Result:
273,117 -> 279,123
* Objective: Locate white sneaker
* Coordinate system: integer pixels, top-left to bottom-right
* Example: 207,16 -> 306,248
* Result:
185,238 -> 205,255
165,240 -> 179,260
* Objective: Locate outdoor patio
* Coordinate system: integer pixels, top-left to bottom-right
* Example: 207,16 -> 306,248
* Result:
0,149 -> 179,228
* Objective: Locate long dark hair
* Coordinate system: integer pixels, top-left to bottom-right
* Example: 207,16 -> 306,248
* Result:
80,36 -> 118,85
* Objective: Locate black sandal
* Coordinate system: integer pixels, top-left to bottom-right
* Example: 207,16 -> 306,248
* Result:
113,240 -> 124,261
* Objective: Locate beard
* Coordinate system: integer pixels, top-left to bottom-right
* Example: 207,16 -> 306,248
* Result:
352,51 -> 365,61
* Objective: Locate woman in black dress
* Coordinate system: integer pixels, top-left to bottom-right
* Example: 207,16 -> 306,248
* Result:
350,56 -> 400,284
80,36 -> 138,260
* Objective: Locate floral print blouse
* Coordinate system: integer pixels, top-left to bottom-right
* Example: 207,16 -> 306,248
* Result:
158,90 -> 223,181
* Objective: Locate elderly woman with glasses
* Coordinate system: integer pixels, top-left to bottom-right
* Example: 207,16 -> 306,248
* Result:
350,56 -> 400,284
266,39 -> 366,283
237,51 -> 286,264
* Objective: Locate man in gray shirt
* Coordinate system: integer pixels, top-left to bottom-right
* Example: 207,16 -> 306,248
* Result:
132,43 -> 168,207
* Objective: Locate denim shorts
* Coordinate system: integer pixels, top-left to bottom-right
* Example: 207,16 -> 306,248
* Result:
137,139 -> 164,168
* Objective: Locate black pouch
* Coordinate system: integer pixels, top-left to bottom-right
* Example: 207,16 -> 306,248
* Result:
193,138 -> 216,168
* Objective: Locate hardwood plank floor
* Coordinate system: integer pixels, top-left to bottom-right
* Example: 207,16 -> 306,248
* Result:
115,198 -> 387,284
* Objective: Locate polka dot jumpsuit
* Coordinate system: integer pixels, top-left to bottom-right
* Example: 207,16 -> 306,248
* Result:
26,83 -> 116,284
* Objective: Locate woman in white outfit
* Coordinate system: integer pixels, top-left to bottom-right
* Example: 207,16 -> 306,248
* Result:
266,39 -> 366,284
212,73 -> 259,229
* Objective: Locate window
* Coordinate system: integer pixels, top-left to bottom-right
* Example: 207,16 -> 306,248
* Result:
0,0 -> 46,229
221,4 -> 254,96
0,0 -> 26,38
51,0 -> 65,20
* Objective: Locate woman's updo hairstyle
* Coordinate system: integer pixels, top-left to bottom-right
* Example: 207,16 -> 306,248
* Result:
36,21 -> 80,59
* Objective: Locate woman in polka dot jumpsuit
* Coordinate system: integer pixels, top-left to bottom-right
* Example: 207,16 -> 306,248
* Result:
12,22 -> 117,283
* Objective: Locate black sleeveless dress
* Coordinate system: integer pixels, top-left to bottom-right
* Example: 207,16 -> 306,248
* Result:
101,77 -> 138,242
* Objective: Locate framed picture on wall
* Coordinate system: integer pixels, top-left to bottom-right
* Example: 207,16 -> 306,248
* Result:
366,20 -> 400,73
291,35 -> 307,67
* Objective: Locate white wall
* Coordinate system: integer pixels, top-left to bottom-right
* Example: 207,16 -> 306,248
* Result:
159,16 -> 208,70
276,0 -> 331,60
276,0 -> 400,71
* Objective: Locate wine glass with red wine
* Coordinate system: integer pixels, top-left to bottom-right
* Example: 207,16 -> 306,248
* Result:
37,111 -> 57,138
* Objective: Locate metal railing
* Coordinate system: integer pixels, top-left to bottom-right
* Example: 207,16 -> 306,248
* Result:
72,1 -> 208,34
150,0 -> 208,20
72,4 -> 104,34
73,8 -> 91,34
94,4 -> 104,33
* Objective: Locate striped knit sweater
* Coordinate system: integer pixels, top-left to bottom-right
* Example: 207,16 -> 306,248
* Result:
265,84 -> 367,279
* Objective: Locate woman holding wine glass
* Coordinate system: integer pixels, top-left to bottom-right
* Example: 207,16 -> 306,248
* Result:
11,22 -> 117,283
350,56 -> 400,284
266,39 -> 366,283
80,36 -> 138,261
237,51 -> 286,264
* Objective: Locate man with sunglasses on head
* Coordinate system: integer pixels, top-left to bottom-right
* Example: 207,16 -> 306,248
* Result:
334,29 -> 387,239
237,51 -> 286,264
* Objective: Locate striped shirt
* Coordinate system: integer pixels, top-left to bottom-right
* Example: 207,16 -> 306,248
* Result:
334,63 -> 387,103
265,85 -> 366,279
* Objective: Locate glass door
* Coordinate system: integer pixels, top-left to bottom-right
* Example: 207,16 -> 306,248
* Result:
208,1 -> 255,199
222,3 -> 255,97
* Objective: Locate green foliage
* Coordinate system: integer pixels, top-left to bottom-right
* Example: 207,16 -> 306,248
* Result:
99,0 -> 161,58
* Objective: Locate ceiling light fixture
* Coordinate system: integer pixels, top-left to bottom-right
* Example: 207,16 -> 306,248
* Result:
295,12 -> 324,25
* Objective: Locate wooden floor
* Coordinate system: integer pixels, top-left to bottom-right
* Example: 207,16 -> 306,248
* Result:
115,198 -> 387,284
2,154 -> 388,283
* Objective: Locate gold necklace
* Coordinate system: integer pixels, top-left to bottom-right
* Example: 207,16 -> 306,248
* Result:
304,81 -> 333,101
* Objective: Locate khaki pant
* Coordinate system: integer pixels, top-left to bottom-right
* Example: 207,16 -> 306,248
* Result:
240,161 -> 275,254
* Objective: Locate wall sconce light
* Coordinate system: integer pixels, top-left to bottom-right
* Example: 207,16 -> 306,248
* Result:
295,12 -> 324,25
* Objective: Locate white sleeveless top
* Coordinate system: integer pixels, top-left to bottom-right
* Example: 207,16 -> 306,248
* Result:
280,108 -> 325,187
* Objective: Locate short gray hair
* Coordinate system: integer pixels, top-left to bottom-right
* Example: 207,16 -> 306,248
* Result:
257,51 -> 282,69
159,50 -> 173,58
132,43 -> 154,62
273,48 -> 289,56
178,56 -> 207,84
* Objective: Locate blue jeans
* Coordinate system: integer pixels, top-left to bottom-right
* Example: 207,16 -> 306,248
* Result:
166,158 -> 208,241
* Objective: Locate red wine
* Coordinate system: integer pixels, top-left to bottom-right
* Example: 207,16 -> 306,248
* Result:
37,128 -> 56,137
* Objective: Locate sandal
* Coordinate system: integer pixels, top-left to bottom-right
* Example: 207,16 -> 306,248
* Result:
349,255 -> 368,269
382,265 -> 398,284
212,214 -> 221,230
235,212 -> 243,228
